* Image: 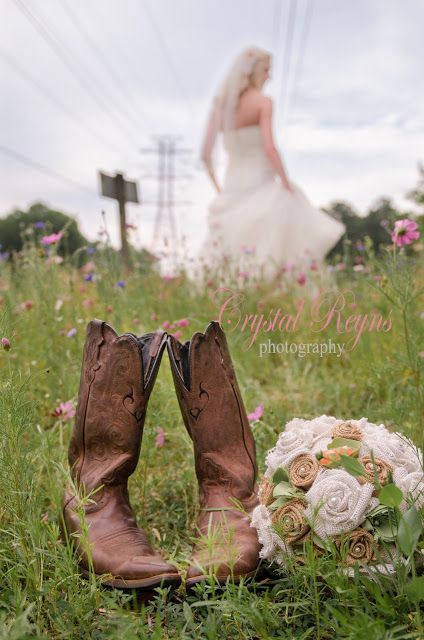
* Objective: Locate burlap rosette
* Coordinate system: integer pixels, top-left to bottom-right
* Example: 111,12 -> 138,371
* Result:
331,421 -> 363,441
336,528 -> 376,566
272,498 -> 310,544
289,453 -> 320,490
258,476 -> 275,507
359,457 -> 393,486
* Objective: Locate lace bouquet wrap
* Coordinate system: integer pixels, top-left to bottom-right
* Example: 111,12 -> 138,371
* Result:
251,416 -> 424,574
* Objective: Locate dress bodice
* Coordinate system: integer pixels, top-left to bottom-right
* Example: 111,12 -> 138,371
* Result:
221,125 -> 275,192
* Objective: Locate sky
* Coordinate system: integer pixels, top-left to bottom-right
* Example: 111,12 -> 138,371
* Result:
1,0 -> 423,254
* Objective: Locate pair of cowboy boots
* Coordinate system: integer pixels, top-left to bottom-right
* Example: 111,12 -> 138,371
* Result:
62,319 -> 260,589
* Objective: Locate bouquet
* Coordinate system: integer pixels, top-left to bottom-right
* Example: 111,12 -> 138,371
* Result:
251,416 -> 424,574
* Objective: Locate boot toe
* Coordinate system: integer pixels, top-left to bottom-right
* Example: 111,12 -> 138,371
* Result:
115,555 -> 180,581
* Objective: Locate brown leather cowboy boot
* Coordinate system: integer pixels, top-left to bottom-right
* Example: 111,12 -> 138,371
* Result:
63,320 -> 181,589
167,321 -> 261,586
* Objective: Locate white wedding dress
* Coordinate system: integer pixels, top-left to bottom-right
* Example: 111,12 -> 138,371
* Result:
199,124 -> 345,277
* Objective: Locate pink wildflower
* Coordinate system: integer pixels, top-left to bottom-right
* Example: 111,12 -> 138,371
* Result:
247,403 -> 264,422
391,219 -> 420,247
82,261 -> 95,274
162,274 -> 174,282
172,330 -> 183,340
297,272 -> 307,285
41,231 -> 64,246
283,261 -> 295,273
309,260 -> 318,271
155,427 -> 165,448
151,313 -> 158,322
20,300 -> 34,311
53,400 -> 75,420
162,320 -> 171,329
176,318 -> 189,328
1,337 -> 11,351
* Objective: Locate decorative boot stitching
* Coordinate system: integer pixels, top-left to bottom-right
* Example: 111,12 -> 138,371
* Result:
189,382 -> 210,420
123,386 -> 144,421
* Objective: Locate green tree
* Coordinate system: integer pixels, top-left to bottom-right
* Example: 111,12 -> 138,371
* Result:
325,198 -> 401,258
0,202 -> 88,255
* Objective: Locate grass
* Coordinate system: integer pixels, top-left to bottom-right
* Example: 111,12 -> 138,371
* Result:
0,241 -> 423,639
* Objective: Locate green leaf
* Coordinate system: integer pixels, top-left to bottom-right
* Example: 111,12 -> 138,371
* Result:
378,484 -> 403,508
397,506 -> 423,557
365,503 -> 398,541
326,437 -> 361,452
405,576 -> 424,603
272,466 -> 289,484
269,496 -> 292,510
312,533 -> 332,551
374,520 -> 398,543
339,454 -> 367,477
366,504 -> 391,519
273,481 -> 295,497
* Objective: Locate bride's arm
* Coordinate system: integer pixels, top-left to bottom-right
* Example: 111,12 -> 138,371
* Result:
259,97 -> 293,192
200,105 -> 221,193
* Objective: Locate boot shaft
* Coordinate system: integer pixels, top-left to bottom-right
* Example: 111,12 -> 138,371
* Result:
167,321 -> 257,503
68,320 -> 166,493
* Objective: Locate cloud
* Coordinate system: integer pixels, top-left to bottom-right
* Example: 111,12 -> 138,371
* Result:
1,0 -> 423,254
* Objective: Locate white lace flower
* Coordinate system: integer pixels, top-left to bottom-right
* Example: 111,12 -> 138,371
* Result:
250,505 -> 281,560
284,417 -> 309,434
393,468 -> 424,511
304,470 -> 374,538
361,431 -> 422,473
285,415 -> 337,438
265,428 -> 314,475
310,415 -> 338,436
311,435 -> 333,455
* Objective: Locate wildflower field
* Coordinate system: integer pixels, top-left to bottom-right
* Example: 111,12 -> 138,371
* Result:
0,230 -> 423,639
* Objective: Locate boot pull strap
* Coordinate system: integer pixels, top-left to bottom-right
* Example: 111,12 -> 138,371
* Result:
149,331 -> 165,359
144,331 -> 166,385
169,335 -> 181,362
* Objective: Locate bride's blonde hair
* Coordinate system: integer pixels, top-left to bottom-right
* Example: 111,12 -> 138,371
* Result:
200,46 -> 271,169
213,46 -> 271,131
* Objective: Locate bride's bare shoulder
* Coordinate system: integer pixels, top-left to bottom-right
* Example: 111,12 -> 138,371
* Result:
260,94 -> 273,108
249,90 -> 273,111
242,88 -> 271,103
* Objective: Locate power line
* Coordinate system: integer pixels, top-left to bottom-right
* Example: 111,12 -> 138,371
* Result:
0,144 -> 96,197
272,0 -> 283,56
12,0 -> 136,146
141,0 -> 195,122
59,0 -> 153,134
278,0 -> 297,126
0,44 -> 130,157
285,0 -> 314,126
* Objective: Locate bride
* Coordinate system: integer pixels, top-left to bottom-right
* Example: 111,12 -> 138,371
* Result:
198,46 -> 345,278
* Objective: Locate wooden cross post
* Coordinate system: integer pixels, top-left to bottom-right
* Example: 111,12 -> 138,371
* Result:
99,170 -> 140,270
